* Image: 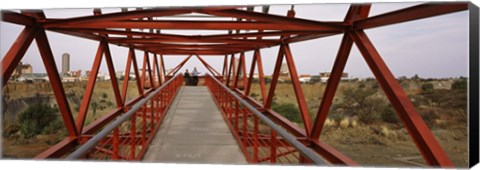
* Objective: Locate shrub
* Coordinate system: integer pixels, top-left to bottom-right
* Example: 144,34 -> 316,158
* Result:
421,83 -> 434,92
42,117 -> 64,135
451,79 -> 467,90
381,106 -> 399,124
18,104 -> 58,139
271,102 -> 302,123
102,93 -> 108,99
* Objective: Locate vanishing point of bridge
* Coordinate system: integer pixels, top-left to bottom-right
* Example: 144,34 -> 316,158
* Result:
0,2 -> 472,167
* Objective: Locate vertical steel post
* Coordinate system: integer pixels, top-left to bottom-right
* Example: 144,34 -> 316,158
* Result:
270,129 -> 277,163
112,128 -> 119,160
130,113 -> 136,160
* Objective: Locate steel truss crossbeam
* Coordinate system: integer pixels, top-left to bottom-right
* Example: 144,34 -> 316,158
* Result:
0,2 -> 469,167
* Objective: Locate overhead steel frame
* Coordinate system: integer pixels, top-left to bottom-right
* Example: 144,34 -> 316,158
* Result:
0,2 -> 469,167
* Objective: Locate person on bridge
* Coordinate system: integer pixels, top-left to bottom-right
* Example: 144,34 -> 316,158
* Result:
184,69 -> 192,86
191,67 -> 200,86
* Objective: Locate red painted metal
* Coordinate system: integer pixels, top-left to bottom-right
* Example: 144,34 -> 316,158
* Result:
145,52 -> 155,88
282,44 -> 312,137
103,41 -> 124,107
311,4 -> 371,139
264,45 -> 285,109
355,3 -> 468,29
76,42 -> 105,133
254,50 -> 268,105
350,30 -> 453,167
244,51 -> 257,96
166,54 -> 192,76
35,28 -> 79,138
1,3 -> 466,167
121,48 -> 134,105
160,54 -> 166,82
222,55 -> 228,78
195,55 -> 221,76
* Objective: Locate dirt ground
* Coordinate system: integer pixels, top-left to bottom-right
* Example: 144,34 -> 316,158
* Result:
2,138 -> 51,159
320,125 -> 468,168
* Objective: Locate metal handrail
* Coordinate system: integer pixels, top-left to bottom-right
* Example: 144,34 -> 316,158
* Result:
66,74 -> 182,159
205,74 -> 328,165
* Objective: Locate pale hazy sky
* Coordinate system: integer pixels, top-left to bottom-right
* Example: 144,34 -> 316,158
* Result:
0,2 -> 470,78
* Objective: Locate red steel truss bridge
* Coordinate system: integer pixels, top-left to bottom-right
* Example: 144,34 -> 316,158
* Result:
0,2 -> 472,167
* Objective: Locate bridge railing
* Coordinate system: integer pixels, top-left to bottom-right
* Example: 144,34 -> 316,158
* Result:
205,75 -> 327,165
65,75 -> 183,160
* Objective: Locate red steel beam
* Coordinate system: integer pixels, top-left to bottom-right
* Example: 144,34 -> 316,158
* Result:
311,4 -> 371,139
34,138 -> 79,159
310,34 -> 354,139
350,30 -> 453,167
35,28 -> 79,137
1,11 -> 36,26
121,48 -> 134,105
42,9 -> 193,28
167,55 -> 193,76
146,52 -> 155,88
103,41 -> 125,106
153,54 -> 162,86
355,3 -> 468,29
199,9 -> 346,31
160,54 -> 166,82
226,54 -> 235,87
254,50 -> 268,105
107,37 -> 279,45
46,20 -> 344,32
195,55 -> 221,76
133,43 -> 260,49
310,139 -> 358,165
282,44 -> 312,137
222,55 -> 228,77
1,26 -> 38,87
264,45 -> 285,109
76,42 -> 104,133
233,52 -> 245,89
131,49 -> 144,95
244,50 -> 257,96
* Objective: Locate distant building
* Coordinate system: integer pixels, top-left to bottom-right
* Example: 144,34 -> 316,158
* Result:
17,73 -> 49,82
280,62 -> 289,77
299,74 -> 311,83
12,62 -> 32,78
62,53 -> 70,75
85,70 -> 91,77
67,70 -> 81,77
319,72 -> 349,83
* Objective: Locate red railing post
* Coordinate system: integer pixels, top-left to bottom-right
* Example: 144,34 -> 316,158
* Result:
253,116 -> 259,162
270,129 -> 277,163
130,113 -> 136,160
112,128 -> 119,160
142,105 -> 146,145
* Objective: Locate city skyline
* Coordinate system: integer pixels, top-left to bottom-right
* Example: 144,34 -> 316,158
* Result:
1,2 -> 470,79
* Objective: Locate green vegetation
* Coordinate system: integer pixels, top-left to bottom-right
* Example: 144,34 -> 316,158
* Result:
18,104 -> 58,139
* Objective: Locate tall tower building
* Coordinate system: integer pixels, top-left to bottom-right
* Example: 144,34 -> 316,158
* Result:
62,53 -> 70,75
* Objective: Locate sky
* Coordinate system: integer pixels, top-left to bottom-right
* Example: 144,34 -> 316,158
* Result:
0,2 -> 470,79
